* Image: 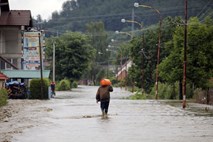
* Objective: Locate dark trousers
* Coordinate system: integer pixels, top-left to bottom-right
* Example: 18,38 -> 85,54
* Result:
100,100 -> 110,114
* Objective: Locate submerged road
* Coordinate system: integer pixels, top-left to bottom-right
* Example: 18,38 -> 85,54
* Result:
4,86 -> 213,142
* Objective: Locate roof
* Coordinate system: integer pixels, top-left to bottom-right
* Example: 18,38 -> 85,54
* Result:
0,10 -> 33,26
0,72 -> 8,80
1,70 -> 50,79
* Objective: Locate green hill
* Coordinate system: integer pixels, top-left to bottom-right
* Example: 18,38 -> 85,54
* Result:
37,0 -> 212,35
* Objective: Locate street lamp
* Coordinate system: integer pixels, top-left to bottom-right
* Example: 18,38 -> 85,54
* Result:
38,32 -> 44,99
115,30 -> 133,39
134,3 -> 160,14
116,29 -> 133,90
98,51 -> 103,55
110,35 -> 124,87
139,48 -> 151,93
52,42 -> 56,83
121,18 -> 143,29
182,0 -> 188,109
121,18 -> 145,93
134,2 -> 162,100
105,48 -> 117,78
98,51 -> 108,78
108,45 -> 114,48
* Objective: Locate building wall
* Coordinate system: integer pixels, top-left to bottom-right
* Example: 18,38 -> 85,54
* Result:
116,60 -> 132,80
117,70 -> 127,80
0,30 -> 6,53
0,27 -> 22,69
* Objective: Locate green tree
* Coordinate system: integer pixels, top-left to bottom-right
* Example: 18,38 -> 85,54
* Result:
85,21 -> 109,83
51,11 -> 60,20
86,21 -> 108,62
128,17 -> 184,93
187,17 -> 213,88
159,17 -> 213,97
46,32 -> 95,81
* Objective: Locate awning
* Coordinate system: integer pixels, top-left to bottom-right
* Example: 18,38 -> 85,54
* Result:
1,70 -> 50,79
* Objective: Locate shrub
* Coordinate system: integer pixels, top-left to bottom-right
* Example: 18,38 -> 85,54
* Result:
128,91 -> 147,100
193,88 -> 205,103
150,82 -> 179,99
127,88 -> 153,100
0,88 -> 8,107
30,78 -> 50,99
109,77 -> 118,85
72,81 -> 78,88
118,79 -> 126,87
56,79 -> 71,91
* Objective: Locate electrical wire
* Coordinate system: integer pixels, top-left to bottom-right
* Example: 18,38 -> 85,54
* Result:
196,0 -> 212,18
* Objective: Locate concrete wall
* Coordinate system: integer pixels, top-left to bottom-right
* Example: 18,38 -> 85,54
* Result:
0,27 -> 22,69
0,30 -> 6,53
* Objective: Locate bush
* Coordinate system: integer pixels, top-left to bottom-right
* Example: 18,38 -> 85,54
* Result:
0,89 -> 8,107
150,82 -> 179,99
128,91 -> 147,100
127,88 -> 154,100
56,79 -> 71,91
72,81 -> 78,88
30,79 -> 50,99
109,77 -> 118,85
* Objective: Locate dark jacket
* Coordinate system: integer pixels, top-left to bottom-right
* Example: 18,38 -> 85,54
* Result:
96,85 -> 113,102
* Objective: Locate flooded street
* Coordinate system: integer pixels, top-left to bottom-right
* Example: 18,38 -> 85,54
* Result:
1,86 -> 213,142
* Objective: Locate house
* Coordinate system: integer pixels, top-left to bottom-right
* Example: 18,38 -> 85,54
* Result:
0,0 -> 50,82
116,60 -> 133,80
0,0 -> 33,70
0,72 -> 8,88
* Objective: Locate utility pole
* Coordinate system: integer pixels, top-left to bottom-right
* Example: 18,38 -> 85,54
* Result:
39,32 -> 44,99
53,42 -> 55,83
155,16 -> 162,100
131,8 -> 135,36
133,3 -> 161,100
120,50 -> 123,89
183,0 -> 188,108
125,56 -> 128,90
141,33 -> 145,94
107,59 -> 109,78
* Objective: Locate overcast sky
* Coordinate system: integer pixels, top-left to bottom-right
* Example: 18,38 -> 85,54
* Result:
9,0 -> 68,20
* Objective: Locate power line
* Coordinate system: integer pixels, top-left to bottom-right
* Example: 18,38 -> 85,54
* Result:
196,0 -> 212,18
48,7 -> 203,24
198,8 -> 213,21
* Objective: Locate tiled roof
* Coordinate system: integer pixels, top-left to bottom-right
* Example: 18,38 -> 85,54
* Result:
0,10 -> 33,26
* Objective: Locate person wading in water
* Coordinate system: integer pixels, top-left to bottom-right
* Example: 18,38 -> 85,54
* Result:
96,79 -> 113,118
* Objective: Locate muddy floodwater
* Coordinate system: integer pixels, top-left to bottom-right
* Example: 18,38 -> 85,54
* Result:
0,86 -> 213,142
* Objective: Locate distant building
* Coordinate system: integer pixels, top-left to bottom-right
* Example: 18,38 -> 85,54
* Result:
116,60 -> 132,80
0,0 -> 33,70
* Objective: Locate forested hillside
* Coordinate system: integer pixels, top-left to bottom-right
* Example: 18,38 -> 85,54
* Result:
35,0 -> 212,35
